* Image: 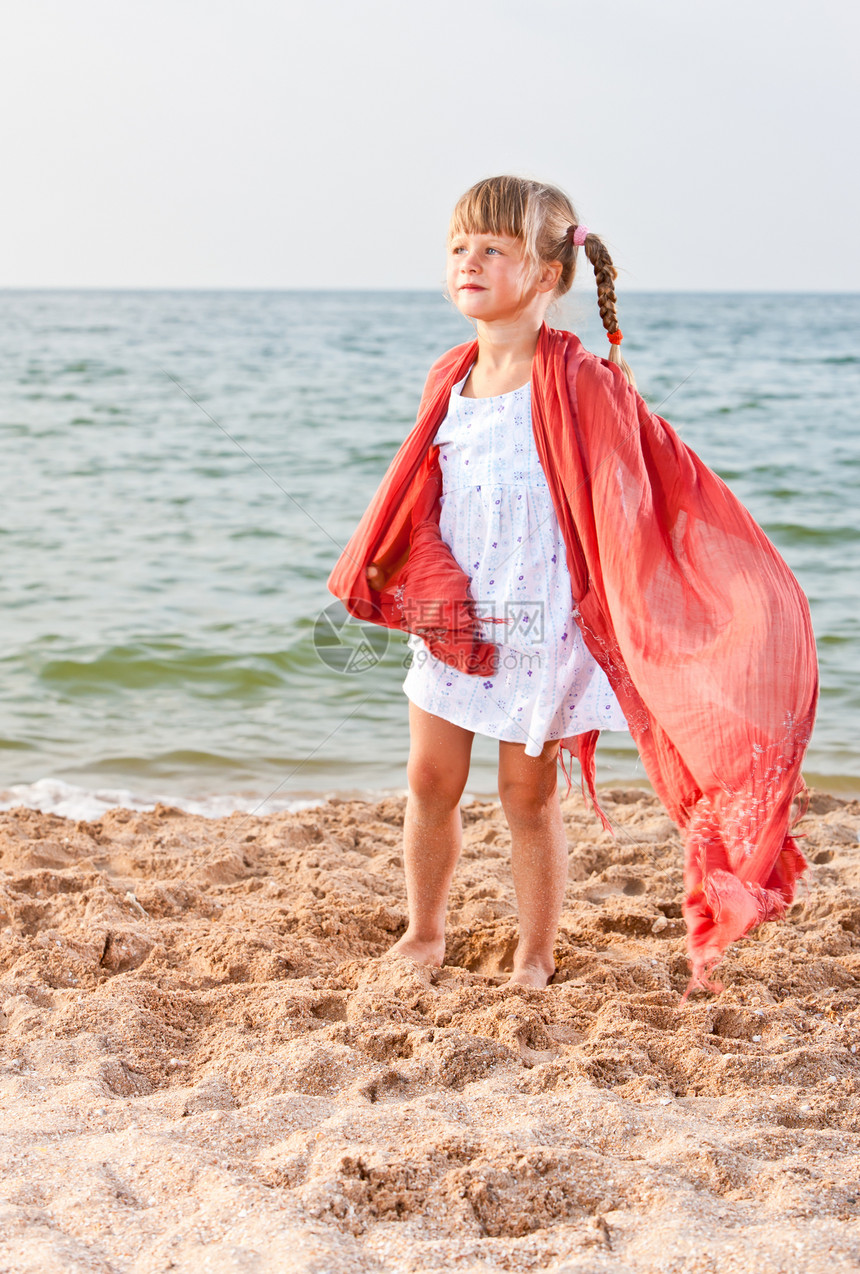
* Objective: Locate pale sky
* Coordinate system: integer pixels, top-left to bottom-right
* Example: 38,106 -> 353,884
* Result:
1,0 -> 857,290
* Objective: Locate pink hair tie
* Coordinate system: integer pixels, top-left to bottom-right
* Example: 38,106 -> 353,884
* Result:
572,224 -> 589,246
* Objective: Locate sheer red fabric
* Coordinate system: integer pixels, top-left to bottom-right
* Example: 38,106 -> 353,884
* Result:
327,325 -> 818,992
373,460 -> 506,676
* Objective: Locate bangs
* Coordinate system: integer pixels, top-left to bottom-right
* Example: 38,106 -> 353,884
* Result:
448,177 -> 527,242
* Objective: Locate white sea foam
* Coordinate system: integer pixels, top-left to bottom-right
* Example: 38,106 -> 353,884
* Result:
0,778 -> 330,822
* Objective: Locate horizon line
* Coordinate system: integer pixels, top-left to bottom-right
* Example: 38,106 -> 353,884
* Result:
2,285 -> 859,296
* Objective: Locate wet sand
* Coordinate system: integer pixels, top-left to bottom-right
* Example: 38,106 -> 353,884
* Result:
1,787 -> 858,1272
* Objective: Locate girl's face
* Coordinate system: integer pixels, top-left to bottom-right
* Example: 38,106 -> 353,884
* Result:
447,231 -> 536,323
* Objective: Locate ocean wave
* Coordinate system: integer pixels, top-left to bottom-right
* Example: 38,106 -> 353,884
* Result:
0,777 -> 328,821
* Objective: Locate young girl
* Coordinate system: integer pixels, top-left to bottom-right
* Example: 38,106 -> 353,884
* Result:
328,176 -> 818,995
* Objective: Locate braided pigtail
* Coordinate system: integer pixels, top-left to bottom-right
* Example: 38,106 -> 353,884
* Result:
567,226 -> 636,389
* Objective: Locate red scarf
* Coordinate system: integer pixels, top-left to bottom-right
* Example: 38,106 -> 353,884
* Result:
328,324 -> 819,991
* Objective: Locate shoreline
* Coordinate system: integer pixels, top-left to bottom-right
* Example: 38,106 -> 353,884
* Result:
3,770 -> 860,824
1,785 -> 858,1270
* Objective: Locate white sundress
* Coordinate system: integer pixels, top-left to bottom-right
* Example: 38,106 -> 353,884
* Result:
401,372 -> 628,756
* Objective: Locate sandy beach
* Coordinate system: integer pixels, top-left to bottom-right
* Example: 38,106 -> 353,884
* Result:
1,786 -> 858,1273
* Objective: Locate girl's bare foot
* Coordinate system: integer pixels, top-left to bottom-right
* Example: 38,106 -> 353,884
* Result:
385,930 -> 445,968
507,958 -> 556,989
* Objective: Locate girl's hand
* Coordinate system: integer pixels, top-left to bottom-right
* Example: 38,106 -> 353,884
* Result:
366,546 -> 409,590
366,561 -> 385,589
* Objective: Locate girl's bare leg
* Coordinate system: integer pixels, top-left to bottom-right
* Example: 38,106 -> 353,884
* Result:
387,701 -> 475,967
498,738 -> 568,988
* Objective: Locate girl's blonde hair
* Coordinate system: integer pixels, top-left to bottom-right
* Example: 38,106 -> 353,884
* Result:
449,175 -> 635,387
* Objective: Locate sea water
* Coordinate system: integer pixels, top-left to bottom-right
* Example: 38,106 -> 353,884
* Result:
1,288 -> 858,817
